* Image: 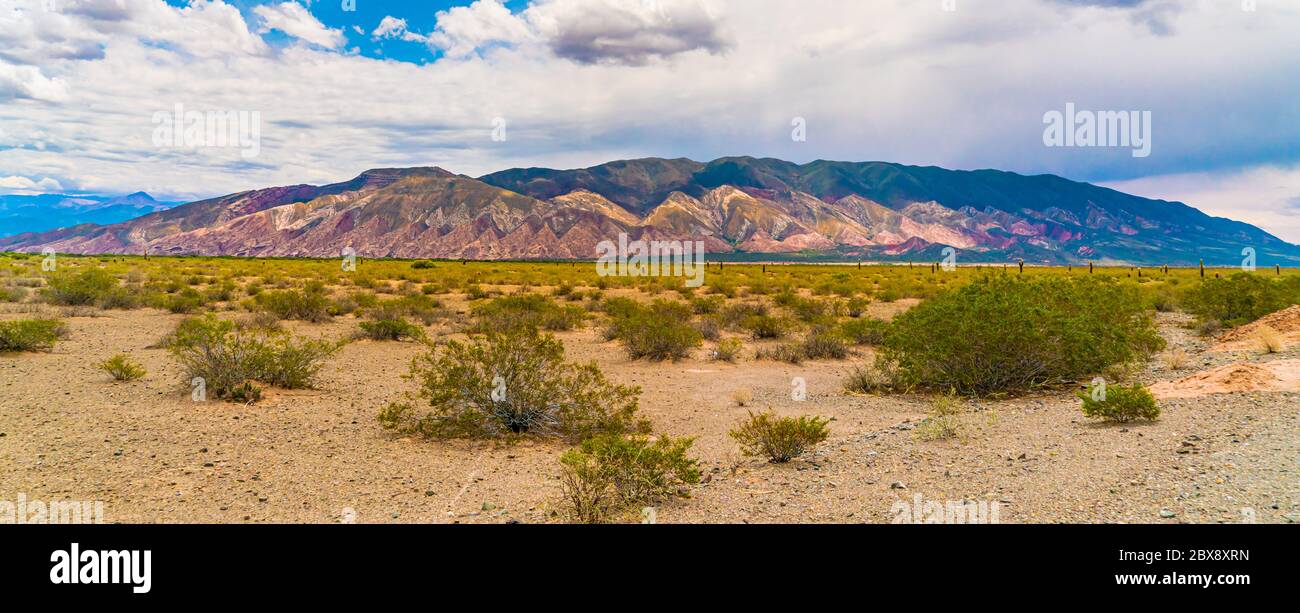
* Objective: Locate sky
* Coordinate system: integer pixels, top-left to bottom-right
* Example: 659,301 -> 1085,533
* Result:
1,0 -> 1298,241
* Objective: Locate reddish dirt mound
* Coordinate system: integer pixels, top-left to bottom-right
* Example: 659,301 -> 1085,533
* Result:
1212,305 -> 1300,351
1150,359 -> 1300,399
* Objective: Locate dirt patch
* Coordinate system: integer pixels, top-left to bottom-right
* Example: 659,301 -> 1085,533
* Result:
1150,359 -> 1300,399
1212,305 -> 1300,351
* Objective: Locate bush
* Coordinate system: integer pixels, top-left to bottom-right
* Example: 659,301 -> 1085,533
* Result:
357,315 -> 425,341
559,433 -> 701,524
159,287 -> 205,313
800,325 -> 849,360
843,362 -> 898,394
914,394 -> 965,442
0,318 -> 67,352
1078,383 -> 1160,423
840,318 -> 889,345
0,286 -> 28,303
878,276 -> 1164,396
168,315 -> 339,402
693,316 -> 721,341
729,411 -> 831,463
471,294 -> 584,332
690,295 -> 725,315
97,354 -> 146,381
740,314 -> 789,340
755,343 -> 805,364
43,268 -> 117,306
1182,273 -> 1300,327
97,287 -> 141,309
255,281 -> 332,322
608,300 -> 702,362
712,338 -> 744,362
379,326 -> 649,441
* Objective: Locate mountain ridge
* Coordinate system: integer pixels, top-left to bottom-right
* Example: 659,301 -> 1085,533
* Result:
2,157 -> 1296,266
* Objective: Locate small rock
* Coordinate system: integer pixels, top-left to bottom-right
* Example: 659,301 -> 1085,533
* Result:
890,481 -> 907,490
1159,509 -> 1176,519
481,502 -> 497,511
424,490 -> 435,497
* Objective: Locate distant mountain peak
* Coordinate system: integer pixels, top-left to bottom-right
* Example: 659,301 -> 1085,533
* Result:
2,157 -> 1297,265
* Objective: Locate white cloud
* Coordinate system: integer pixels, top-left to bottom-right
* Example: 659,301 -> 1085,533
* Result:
372,15 -> 428,43
253,1 -> 344,49
0,0 -> 1297,243
427,0 -> 534,58
0,61 -> 67,101
423,0 -> 730,64
0,175 -> 64,194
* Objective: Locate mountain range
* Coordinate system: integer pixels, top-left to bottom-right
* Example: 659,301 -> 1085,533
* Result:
0,192 -> 175,239
1,157 -> 1296,266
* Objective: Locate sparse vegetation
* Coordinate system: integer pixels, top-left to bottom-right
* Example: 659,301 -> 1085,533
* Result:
606,299 -> 701,361
0,318 -> 67,352
1078,383 -> 1160,423
729,411 -> 831,463
559,433 -> 700,524
255,281 -> 332,322
379,326 -> 649,440
914,394 -> 966,442
1252,325 -> 1285,353
97,354 -> 146,381
471,293 -> 584,332
167,315 -> 339,402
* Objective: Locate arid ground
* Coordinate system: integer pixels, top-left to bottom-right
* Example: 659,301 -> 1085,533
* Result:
3,274 -> 1297,524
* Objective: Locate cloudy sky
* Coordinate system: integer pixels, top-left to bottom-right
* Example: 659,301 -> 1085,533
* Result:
2,0 -> 1299,240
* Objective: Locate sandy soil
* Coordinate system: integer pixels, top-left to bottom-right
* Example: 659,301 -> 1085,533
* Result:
1212,305 -> 1300,352
1,307 -> 1297,524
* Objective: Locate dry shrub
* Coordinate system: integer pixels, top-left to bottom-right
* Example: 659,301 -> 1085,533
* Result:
1252,325 -> 1285,354
1160,347 -> 1191,371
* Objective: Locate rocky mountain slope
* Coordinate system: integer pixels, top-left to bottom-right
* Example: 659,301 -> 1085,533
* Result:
3,157 -> 1297,265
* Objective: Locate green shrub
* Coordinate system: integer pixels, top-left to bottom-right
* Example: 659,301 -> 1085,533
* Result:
755,343 -> 805,364
846,297 -> 871,318
43,268 -> 116,306
97,354 -> 146,381
719,302 -> 768,328
97,287 -> 141,309
168,315 -> 339,402
729,411 -> 831,463
0,318 -> 67,352
740,314 -> 789,340
1077,382 -> 1160,423
690,295 -> 725,315
255,281 -> 332,322
471,294 -> 584,332
1182,273 -> 1300,327
559,433 -> 700,524
159,287 -> 205,313
0,286 -> 28,303
840,318 -> 890,345
800,325 -> 849,360
879,276 -> 1164,396
379,326 -> 648,441
608,299 -> 702,362
712,338 -> 744,362
357,315 -> 425,341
